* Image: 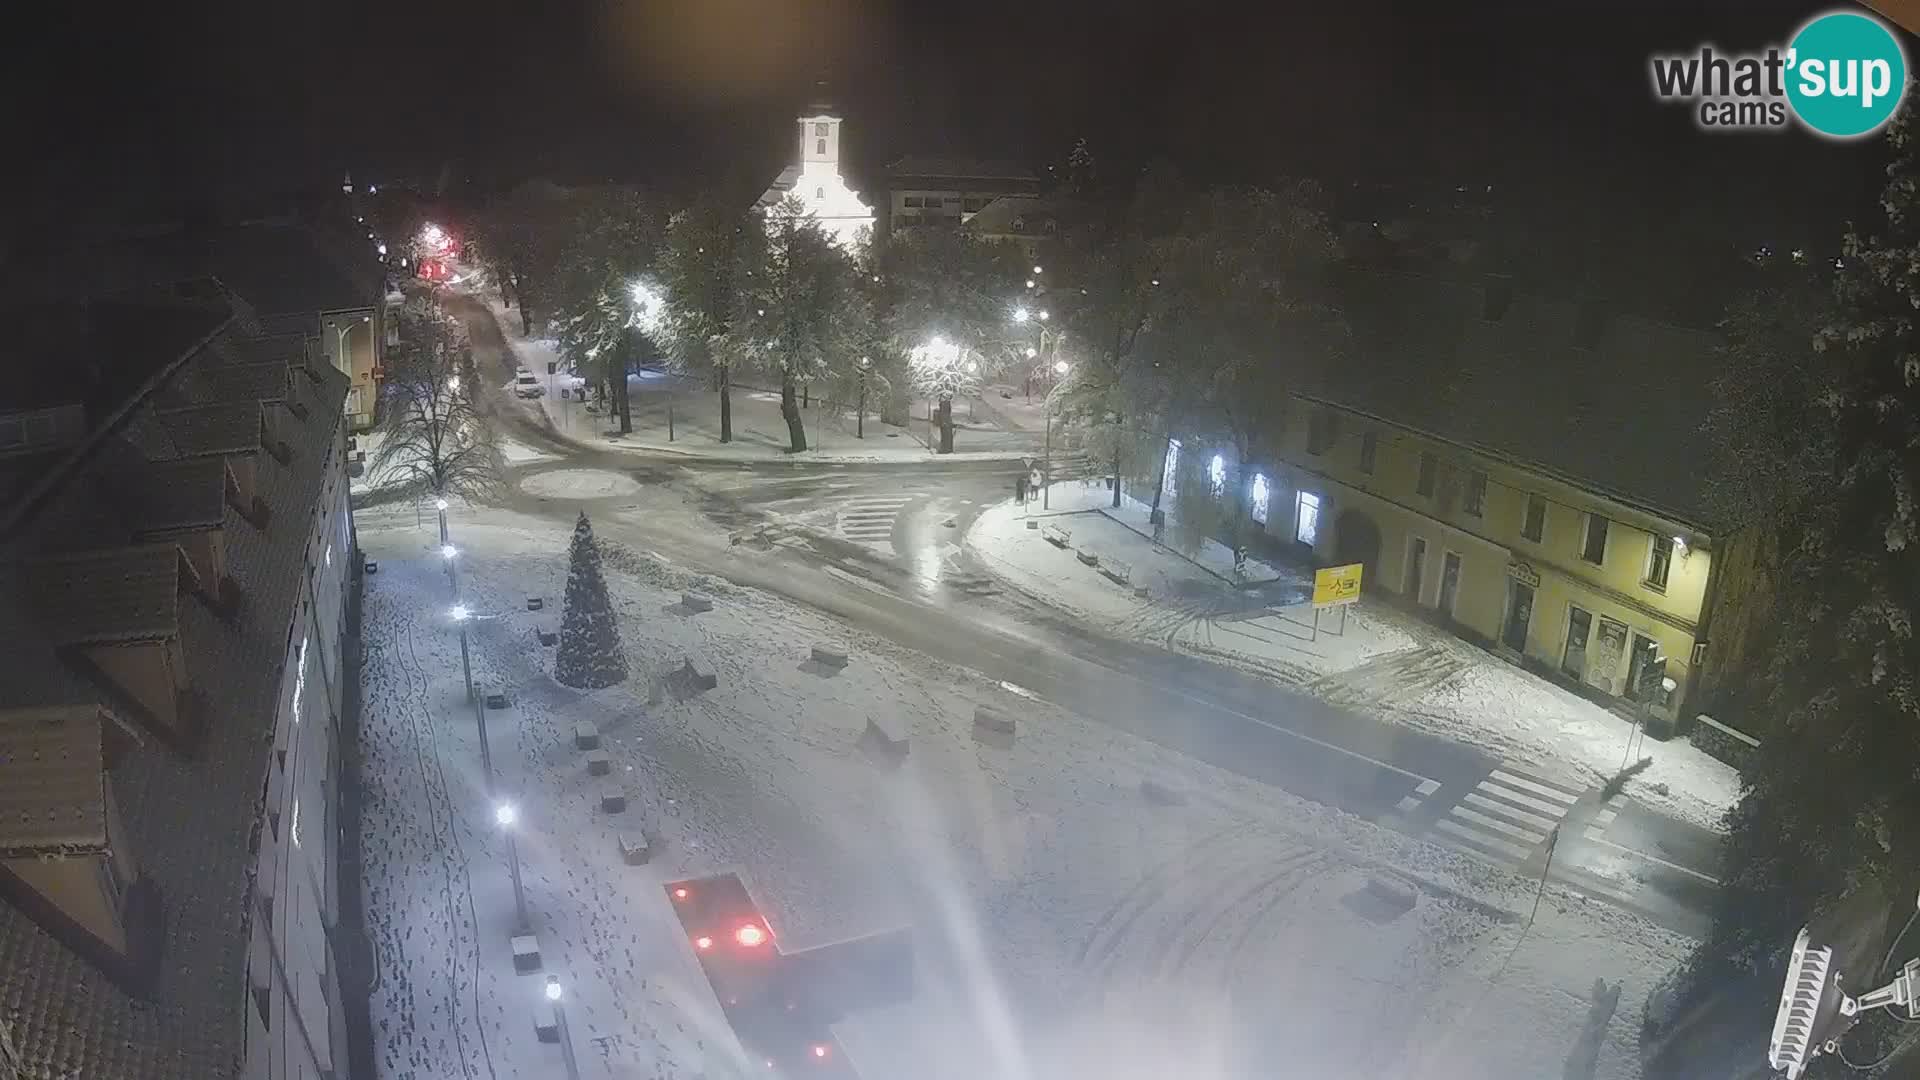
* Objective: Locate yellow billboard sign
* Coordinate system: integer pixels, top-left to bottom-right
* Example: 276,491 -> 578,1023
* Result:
1312,562 -> 1364,608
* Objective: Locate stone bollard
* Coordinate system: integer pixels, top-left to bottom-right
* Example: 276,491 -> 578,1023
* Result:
574,722 -> 600,751
860,716 -> 909,765
682,591 -> 714,613
620,833 -> 652,866
972,704 -> 1016,748
585,749 -> 611,776
512,934 -> 542,974
811,643 -> 849,668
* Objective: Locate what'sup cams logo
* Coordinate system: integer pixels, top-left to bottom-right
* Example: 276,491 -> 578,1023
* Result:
1650,10 -> 1908,139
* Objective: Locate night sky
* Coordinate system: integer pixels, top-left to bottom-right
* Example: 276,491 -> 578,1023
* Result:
2,1 -> 1903,268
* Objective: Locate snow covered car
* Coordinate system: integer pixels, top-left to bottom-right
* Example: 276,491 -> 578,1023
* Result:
512,371 -> 545,398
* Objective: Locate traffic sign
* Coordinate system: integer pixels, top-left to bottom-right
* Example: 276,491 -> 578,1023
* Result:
1312,562 -> 1364,608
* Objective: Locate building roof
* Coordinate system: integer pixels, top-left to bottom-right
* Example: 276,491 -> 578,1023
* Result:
963,195 -> 1069,236
886,157 -> 1039,184
202,358 -> 292,404
0,706 -> 110,859
1314,268 -> 1725,529
0,303 -> 349,1079
155,402 -> 263,457
27,545 -> 186,646
115,458 -> 231,535
0,296 -> 230,417
125,224 -> 372,317
757,164 -> 803,209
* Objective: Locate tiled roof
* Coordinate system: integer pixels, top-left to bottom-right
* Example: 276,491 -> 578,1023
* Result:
886,156 -> 1039,182
117,458 -> 229,534
757,164 -> 803,208
26,545 -> 184,646
0,706 -> 109,858
0,319 -> 349,1079
0,295 -> 229,417
204,358 -> 292,403
155,402 -> 262,456
1314,267 -> 1724,527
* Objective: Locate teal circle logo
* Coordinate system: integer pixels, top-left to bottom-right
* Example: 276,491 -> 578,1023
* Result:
1786,11 -> 1907,139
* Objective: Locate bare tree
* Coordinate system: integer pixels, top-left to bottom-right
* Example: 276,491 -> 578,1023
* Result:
367,299 -> 505,504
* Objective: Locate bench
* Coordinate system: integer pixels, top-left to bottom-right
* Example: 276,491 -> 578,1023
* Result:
574,722 -> 600,751
585,748 -> 611,776
1100,559 -> 1132,586
972,704 -> 1016,748
677,658 -> 718,692
860,716 -> 910,765
512,934 -> 542,974
526,595 -> 544,611
600,786 -> 627,814
620,833 -> 652,866
682,591 -> 714,613
810,643 -> 849,668
485,691 -> 509,710
1074,548 -> 1100,567
1042,524 -> 1072,548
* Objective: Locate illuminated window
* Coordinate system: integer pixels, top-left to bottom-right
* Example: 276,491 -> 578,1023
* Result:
1162,439 -> 1181,503
815,122 -> 828,136
1208,454 -> 1226,497
1250,474 -> 1270,525
816,139 -> 826,155
1295,491 -> 1321,545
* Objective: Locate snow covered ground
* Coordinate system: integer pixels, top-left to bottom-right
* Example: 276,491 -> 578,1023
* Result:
358,505 -> 1694,1079
967,489 -> 1739,832
481,296 -> 1035,464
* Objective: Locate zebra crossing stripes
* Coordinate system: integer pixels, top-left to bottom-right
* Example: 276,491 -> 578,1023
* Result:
1433,766 -> 1581,863
836,495 -> 915,546
1395,778 -> 1441,814
1585,797 -> 1625,841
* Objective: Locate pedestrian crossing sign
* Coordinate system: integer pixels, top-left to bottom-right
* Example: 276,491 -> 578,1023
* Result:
1312,562 -> 1364,608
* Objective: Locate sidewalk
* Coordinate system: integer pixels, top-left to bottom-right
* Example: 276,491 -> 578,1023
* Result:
485,297 -> 1039,465
965,486 -> 1740,832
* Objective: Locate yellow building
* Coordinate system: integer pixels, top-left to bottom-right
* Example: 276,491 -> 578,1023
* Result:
1247,270 -> 1735,729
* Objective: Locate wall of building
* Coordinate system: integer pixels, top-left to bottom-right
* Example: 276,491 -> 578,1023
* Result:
241,427 -> 352,1080
1255,396 -> 1715,720
321,310 -> 378,432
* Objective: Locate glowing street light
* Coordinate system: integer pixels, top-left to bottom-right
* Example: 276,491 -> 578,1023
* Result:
447,374 -> 461,392
496,800 -> 529,931
1053,359 -> 1070,375
544,977 -> 582,1080
1032,264 -> 1043,274
1026,346 -> 1039,359
1024,279 -> 1035,289
440,544 -> 457,561
436,498 -> 449,512
1038,309 -> 1050,322
450,604 -> 471,622
1012,306 -> 1031,323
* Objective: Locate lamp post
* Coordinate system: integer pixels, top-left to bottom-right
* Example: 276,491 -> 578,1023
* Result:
1044,359 -> 1069,509
545,977 -> 583,1080
451,605 -> 493,788
495,801 -> 530,933
856,357 -> 871,438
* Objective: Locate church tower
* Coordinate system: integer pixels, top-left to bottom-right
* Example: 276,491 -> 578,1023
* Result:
756,87 -> 873,248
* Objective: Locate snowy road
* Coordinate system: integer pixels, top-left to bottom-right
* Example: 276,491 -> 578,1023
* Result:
442,291 -> 1722,940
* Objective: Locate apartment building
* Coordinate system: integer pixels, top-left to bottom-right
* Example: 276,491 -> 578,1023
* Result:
1244,271 -> 1734,727
885,157 -> 1040,231
0,277 -> 356,1079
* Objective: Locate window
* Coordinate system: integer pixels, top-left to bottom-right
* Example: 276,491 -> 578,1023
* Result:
1307,409 -> 1336,455
1295,491 -> 1321,545
1250,473 -> 1270,525
816,139 -> 826,155
1464,470 -> 1487,516
1416,452 -> 1438,497
1645,534 -> 1674,590
815,187 -> 824,200
1521,494 -> 1546,542
1359,431 -> 1377,474
944,196 -> 962,205
1581,513 -> 1609,565
815,122 -> 829,136
1208,454 -> 1226,497
904,196 -> 924,208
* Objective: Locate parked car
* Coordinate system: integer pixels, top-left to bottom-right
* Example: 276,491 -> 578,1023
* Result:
513,371 -> 545,398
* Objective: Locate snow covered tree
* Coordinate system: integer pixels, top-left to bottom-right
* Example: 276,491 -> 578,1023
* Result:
367,298 -> 504,505
465,179 -> 574,335
554,512 -> 628,690
1656,113 -> 1920,1075
656,197 -> 752,442
884,227 -> 1027,452
723,196 -> 870,452
545,186 -> 665,433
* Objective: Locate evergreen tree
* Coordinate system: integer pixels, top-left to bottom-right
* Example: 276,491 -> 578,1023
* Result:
555,512 -> 628,689
1656,114 -> 1920,1072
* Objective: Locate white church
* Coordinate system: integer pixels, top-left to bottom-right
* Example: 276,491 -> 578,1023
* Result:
755,97 -> 874,248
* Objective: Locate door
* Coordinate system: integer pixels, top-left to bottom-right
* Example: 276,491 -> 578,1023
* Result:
1438,551 -> 1463,618
1502,582 -> 1535,653
1627,633 -> 1661,700
1562,606 -> 1592,680
1406,537 -> 1428,603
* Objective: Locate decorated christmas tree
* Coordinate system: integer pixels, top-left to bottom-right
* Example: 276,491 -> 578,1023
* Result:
554,512 -> 628,689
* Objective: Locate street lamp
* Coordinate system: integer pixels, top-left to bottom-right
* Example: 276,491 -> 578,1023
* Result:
496,801 -> 530,932
855,357 -> 871,439
450,605 -> 493,785
1013,306 -> 1031,323
1770,907 -> 1920,1078
1032,265 -> 1044,275
1044,360 -> 1071,509
544,977 -> 582,1080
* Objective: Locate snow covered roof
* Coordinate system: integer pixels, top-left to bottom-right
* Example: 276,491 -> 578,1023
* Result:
0,302 -> 349,1079
155,401 -> 264,457
201,358 -> 293,404
1312,267 -> 1725,530
27,545 -> 187,646
0,706 -> 113,858
886,156 -> 1039,185
757,164 -> 803,209
116,457 -> 231,534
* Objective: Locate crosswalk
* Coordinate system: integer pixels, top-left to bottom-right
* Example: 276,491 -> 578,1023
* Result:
1431,765 -> 1581,863
835,495 -> 916,547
